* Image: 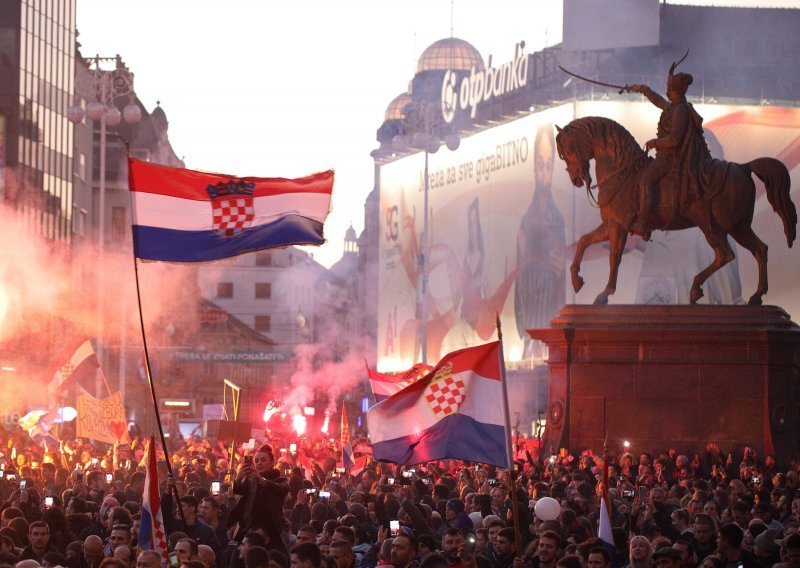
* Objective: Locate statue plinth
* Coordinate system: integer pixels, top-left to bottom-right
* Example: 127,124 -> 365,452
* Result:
529,305 -> 800,463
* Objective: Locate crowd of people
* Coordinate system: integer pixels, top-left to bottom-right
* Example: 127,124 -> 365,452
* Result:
0,427 -> 799,568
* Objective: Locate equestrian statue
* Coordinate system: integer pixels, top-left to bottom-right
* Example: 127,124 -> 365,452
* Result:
555,53 -> 797,305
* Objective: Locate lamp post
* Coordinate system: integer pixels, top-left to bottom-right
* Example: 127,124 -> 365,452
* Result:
68,55 -> 141,397
392,100 -> 459,364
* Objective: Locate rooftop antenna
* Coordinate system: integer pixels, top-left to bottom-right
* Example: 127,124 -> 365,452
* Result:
450,0 -> 455,37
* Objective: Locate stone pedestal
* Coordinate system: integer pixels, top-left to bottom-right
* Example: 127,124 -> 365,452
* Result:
529,305 -> 800,463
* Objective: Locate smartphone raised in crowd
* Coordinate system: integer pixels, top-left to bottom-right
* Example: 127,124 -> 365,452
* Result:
389,520 -> 400,537
318,491 -> 330,499
44,496 -> 54,508
211,481 -> 221,496
463,533 -> 477,556
106,473 -> 113,484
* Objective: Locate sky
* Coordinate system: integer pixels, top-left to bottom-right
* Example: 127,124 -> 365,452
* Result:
75,0 -> 798,268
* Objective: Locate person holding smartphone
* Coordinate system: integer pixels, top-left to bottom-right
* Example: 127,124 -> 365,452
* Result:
227,443 -> 290,555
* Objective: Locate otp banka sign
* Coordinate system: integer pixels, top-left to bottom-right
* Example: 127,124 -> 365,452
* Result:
440,48 -> 530,124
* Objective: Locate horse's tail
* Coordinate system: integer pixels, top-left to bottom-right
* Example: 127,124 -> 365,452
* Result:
745,157 -> 797,247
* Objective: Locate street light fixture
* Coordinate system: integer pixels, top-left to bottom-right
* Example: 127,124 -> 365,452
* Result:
392,99 -> 459,364
68,55 -> 141,397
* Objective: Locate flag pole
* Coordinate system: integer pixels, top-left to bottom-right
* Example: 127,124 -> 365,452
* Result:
496,314 -> 521,558
603,396 -> 610,517
126,157 -> 186,528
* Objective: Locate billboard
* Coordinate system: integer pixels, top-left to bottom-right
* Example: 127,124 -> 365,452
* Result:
378,100 -> 800,369
562,0 -> 660,51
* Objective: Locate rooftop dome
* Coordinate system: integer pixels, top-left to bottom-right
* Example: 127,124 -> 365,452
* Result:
385,92 -> 412,122
417,37 -> 485,74
345,224 -> 357,241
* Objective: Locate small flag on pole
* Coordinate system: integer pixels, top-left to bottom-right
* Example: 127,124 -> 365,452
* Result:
341,402 -> 355,471
139,436 -> 169,565
128,158 -> 334,263
47,339 -> 98,395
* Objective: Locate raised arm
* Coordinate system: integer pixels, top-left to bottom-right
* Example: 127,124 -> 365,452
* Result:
626,84 -> 669,110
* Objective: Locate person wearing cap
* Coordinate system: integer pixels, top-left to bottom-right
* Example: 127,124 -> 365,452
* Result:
438,500 -> 470,538
783,533 -> 800,568
753,528 -> 780,568
653,547 -> 683,568
717,523 -> 761,568
624,55 -> 712,240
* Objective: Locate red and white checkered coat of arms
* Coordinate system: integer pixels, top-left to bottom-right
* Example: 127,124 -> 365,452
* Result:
207,179 -> 256,237
424,363 -> 466,420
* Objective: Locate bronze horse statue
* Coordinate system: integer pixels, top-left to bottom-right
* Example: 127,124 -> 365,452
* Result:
555,116 -> 797,305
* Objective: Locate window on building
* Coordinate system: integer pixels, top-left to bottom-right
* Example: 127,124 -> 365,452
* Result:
72,205 -> 87,237
254,315 -> 271,332
78,152 -> 86,181
255,282 -> 271,299
111,206 -> 127,243
217,282 -> 233,298
255,251 -> 271,266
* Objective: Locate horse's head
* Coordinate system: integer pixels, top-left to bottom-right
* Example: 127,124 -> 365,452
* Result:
555,123 -> 593,192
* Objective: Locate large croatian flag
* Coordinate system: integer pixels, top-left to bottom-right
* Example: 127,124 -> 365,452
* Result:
128,158 -> 333,262
366,342 -> 511,468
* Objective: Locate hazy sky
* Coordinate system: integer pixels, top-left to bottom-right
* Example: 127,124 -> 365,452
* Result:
76,0 -> 797,267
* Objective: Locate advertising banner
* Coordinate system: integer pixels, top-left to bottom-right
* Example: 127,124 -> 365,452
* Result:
378,100 -> 800,370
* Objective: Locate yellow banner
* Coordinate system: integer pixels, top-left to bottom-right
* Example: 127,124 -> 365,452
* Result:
76,387 -> 130,444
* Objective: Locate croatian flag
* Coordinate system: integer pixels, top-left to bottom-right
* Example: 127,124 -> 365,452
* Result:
128,158 -> 333,262
367,363 -> 433,402
139,436 -> 169,565
341,402 -> 355,471
47,339 -> 98,395
366,342 -> 511,468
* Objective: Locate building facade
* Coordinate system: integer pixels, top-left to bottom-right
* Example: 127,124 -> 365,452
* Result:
0,0 -> 77,242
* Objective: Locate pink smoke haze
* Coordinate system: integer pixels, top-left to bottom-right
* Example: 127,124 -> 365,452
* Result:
0,195 -> 199,416
282,345 -> 368,417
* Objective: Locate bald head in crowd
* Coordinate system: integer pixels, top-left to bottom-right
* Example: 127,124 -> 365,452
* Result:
197,545 -> 216,568
84,535 -> 104,568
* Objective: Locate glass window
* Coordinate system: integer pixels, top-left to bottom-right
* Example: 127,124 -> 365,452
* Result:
217,282 -> 233,298
255,251 -> 271,266
254,315 -> 271,332
111,206 -> 127,243
255,282 -> 271,299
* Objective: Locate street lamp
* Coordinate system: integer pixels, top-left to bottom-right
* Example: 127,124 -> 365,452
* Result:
68,55 -> 141,397
392,100 -> 459,364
